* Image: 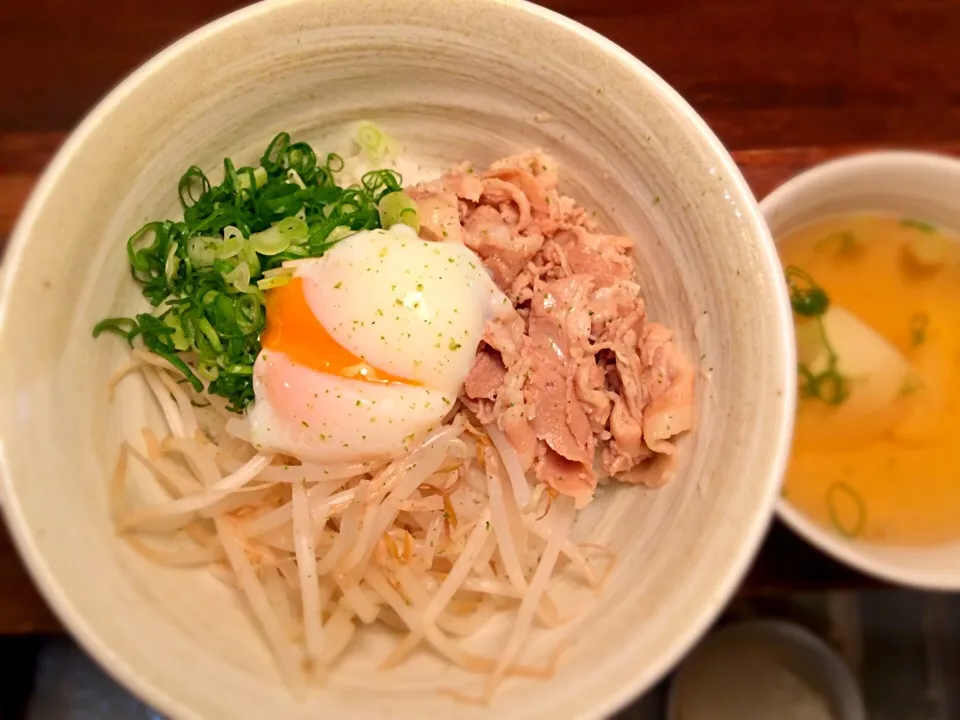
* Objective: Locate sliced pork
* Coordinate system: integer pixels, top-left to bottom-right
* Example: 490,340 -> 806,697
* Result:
408,151 -> 695,504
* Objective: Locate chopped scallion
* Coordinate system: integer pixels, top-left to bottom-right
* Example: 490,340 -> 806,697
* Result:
93,131 -> 404,411
378,191 -> 420,233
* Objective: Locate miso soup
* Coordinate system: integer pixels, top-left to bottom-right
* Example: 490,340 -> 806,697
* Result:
779,213 -> 960,545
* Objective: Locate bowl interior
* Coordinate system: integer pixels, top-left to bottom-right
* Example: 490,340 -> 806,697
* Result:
0,0 -> 793,717
763,151 -> 960,590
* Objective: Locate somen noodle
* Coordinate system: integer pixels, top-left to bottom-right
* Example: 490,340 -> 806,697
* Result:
111,357 -> 615,702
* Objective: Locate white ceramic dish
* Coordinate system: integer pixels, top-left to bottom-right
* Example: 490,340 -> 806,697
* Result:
0,0 -> 795,718
667,620 -> 865,720
763,150 -> 960,591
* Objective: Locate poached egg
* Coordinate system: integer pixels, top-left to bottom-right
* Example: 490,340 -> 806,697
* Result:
248,224 -> 509,463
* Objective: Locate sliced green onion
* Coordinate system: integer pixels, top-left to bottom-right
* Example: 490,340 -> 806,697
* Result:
195,317 -> 222,353
378,191 -> 420,233
909,312 -> 929,347
234,294 -> 263,333
163,312 -> 191,351
356,121 -> 396,163
786,266 -> 829,317
275,216 -> 308,245
241,239 -> 261,277
165,241 -> 180,283
257,266 -> 293,290
197,363 -> 220,382
826,481 -> 866,537
237,166 -> 268,191
786,266 -> 850,406
93,131 -> 405,412
222,363 -> 254,375
286,169 -> 307,189
178,166 -> 211,209
222,261 -> 252,292
326,226 -> 356,245
901,218 -> 936,233
257,275 -> 292,291
187,237 -> 218,267
261,133 -> 290,173
92,317 -> 137,341
217,229 -> 245,260
249,226 -> 289,256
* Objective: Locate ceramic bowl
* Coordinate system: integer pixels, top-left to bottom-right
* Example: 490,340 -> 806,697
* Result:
0,0 -> 795,717
667,620 -> 865,720
763,150 -> 960,590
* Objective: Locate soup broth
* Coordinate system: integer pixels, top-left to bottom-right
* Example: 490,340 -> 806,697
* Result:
779,213 -> 960,545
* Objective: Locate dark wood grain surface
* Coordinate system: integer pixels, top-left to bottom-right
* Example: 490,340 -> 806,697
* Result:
2,0 -> 958,633
4,0 -> 960,146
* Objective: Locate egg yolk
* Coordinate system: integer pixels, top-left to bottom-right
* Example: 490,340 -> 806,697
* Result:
261,277 -> 415,385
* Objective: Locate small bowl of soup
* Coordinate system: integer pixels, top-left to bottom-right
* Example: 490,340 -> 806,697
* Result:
762,151 -> 960,589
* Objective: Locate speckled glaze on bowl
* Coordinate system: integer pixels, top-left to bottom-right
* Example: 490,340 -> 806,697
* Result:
764,150 -> 960,591
0,1 -> 795,718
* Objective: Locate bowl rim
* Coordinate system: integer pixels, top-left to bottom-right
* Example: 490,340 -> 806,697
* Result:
0,0 -> 795,717
762,149 -> 960,592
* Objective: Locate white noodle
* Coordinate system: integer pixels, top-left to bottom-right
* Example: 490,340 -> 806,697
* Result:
333,573 -> 379,624
240,479 -> 352,538
389,560 -> 495,638
258,459 -> 383,484
143,368 -> 186,439
438,595 -> 498,637
292,479 -> 324,671
381,508 -> 492,668
277,558 -> 300,589
472,530 -> 498,573
117,453 -> 273,532
126,442 -> 202,498
484,423 -> 531,508
486,495 -> 575,699
338,502 -> 382,576
156,370 -> 199,439
457,576 -> 521,598
364,567 -> 499,673
163,436 -> 221,486
417,515 -> 444,570
484,447 -> 529,593
107,357 -> 623,702
262,565 -> 298,641
216,518 -> 304,692
320,605 -> 356,664
397,495 -> 445,513
131,348 -> 182,371
521,513 -> 601,589
423,507 -> 492,626
340,432 -> 456,580
316,481 -> 368,575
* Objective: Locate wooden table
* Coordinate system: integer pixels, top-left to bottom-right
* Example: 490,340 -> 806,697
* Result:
4,0 -> 960,634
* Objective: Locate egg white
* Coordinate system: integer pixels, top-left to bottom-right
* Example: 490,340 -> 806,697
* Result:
248,225 -> 509,463
301,225 -> 510,396
249,350 -> 454,463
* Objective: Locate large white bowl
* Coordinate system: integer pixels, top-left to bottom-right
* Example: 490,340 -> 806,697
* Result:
0,0 -> 795,717
763,150 -> 960,591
